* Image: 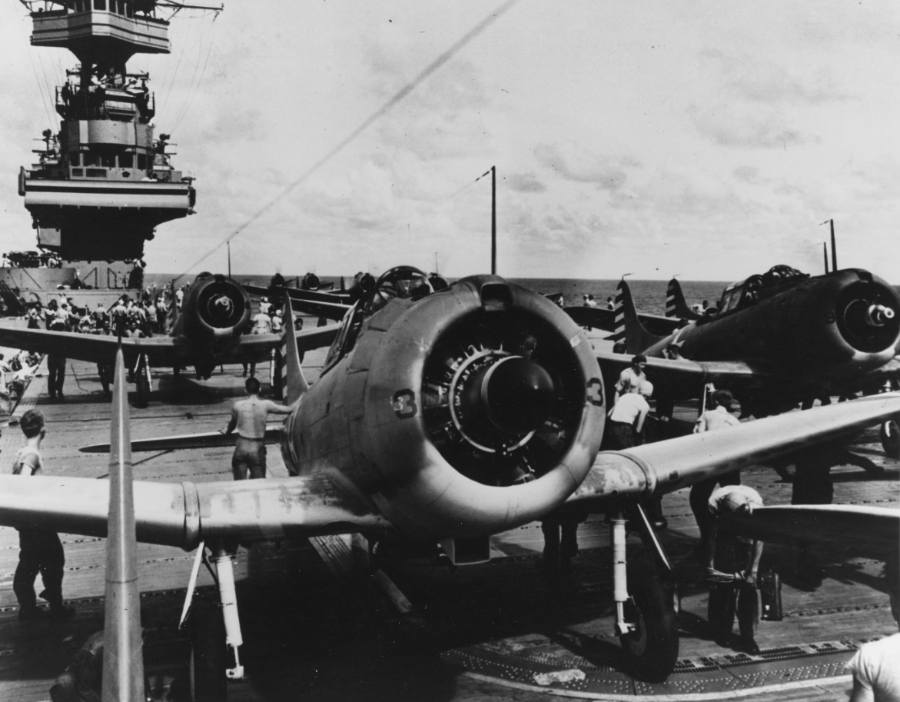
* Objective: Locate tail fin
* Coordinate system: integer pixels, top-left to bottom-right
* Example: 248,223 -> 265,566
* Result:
665,278 -> 700,320
281,298 -> 310,404
102,348 -> 145,701
611,279 -> 664,354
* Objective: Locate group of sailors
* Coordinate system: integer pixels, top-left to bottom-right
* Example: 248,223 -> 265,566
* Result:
25,288 -> 181,339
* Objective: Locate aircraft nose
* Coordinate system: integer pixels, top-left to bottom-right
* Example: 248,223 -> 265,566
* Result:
481,357 -> 555,434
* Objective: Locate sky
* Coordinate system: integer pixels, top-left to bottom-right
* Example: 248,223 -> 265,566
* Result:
1,1 -> 899,280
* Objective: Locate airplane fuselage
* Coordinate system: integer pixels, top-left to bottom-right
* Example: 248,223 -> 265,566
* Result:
281,275 -> 606,540
646,269 -> 900,392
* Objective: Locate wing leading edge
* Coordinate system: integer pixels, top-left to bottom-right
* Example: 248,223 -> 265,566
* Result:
569,392 -> 900,509
0,473 -> 390,549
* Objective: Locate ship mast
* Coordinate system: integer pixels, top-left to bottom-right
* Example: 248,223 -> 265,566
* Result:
16,0 -> 219,262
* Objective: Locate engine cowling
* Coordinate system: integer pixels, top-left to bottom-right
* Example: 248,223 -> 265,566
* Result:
286,275 -> 606,539
180,273 -> 252,340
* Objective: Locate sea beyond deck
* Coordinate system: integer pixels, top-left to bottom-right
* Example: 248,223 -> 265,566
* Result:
0,349 -> 895,701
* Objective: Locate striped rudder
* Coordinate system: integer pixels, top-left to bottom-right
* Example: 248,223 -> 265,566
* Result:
666,278 -> 700,320
609,285 -> 627,345
665,282 -> 678,318
614,278 -> 666,354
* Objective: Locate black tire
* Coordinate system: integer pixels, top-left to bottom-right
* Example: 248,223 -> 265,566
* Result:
182,602 -> 227,702
880,419 -> 900,459
619,563 -> 679,682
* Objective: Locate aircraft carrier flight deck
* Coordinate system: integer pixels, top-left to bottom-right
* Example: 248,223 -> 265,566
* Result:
0,342 -> 895,702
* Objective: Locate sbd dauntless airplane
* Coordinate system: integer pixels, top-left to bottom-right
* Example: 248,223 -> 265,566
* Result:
590,265 -> 900,421
0,272 -> 339,404
1,269 -> 899,698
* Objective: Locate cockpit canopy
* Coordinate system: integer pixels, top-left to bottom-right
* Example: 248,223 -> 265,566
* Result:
323,265 -> 436,370
716,265 -> 809,315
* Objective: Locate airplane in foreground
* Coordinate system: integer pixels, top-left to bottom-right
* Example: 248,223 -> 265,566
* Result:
1,269 -> 900,697
591,266 -> 900,421
0,272 -> 339,405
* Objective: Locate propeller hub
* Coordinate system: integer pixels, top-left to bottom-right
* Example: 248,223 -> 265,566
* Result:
866,303 -> 895,327
477,356 -> 555,434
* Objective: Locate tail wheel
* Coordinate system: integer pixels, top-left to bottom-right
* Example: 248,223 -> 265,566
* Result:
619,561 -> 679,682
182,601 -> 227,702
880,419 -> 900,459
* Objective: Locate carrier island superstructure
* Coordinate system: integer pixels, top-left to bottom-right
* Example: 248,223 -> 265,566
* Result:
16,0 -> 200,262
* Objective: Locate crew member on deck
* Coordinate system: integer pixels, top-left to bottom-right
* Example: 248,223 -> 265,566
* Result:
606,381 -> 652,449
224,377 -> 294,480
690,389 -> 742,555
613,355 -> 647,406
846,558 -> 900,701
11,410 -> 73,620
706,484 -> 764,655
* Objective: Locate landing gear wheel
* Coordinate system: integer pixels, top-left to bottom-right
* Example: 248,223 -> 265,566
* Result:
182,601 -> 227,702
619,562 -> 679,682
880,419 -> 900,459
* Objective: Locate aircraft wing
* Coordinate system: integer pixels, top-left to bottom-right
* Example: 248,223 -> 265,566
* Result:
725,504 -> 900,560
595,348 -> 772,398
245,284 -> 352,321
565,307 -> 683,337
234,323 -> 341,354
0,325 -> 176,365
79,424 -> 284,453
839,356 -> 900,393
0,323 -> 340,367
568,392 -> 900,509
0,472 -> 391,549
244,284 -> 351,305
285,296 -> 352,321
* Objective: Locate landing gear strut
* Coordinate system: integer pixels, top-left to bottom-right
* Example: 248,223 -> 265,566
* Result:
181,543 -> 245,701
611,509 -> 679,682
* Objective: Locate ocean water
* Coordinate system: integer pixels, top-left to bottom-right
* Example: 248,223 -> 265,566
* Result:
145,274 -> 727,317
507,279 -> 728,317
